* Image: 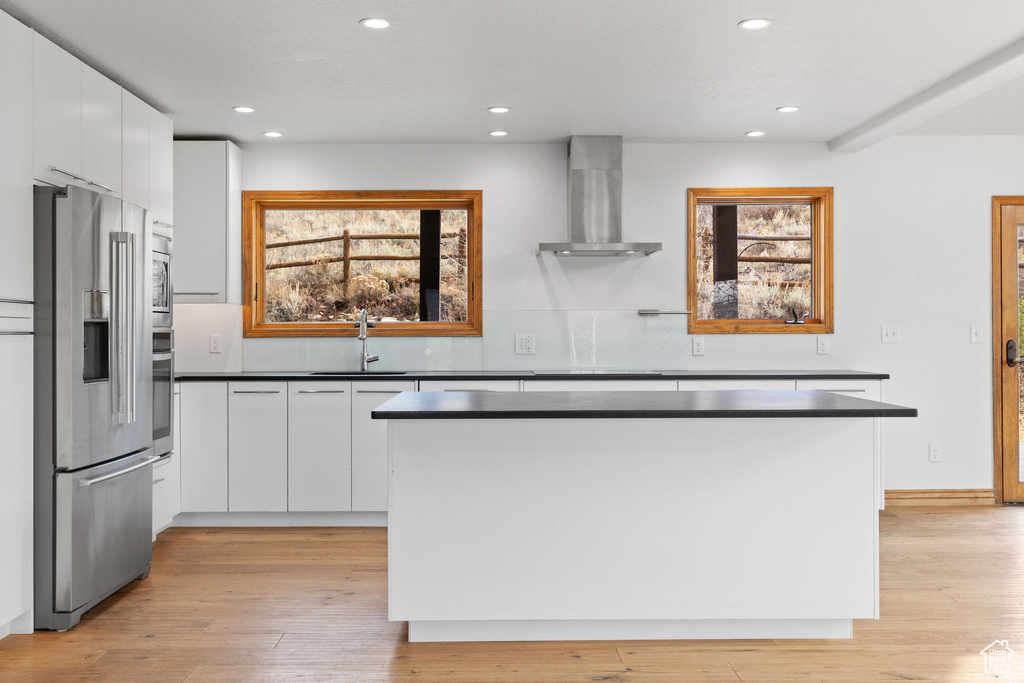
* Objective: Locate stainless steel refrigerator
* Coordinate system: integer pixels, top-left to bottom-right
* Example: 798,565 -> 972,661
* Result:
34,185 -> 156,631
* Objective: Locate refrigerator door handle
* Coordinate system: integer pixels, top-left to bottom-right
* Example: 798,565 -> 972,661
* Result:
77,454 -> 160,487
111,232 -> 136,424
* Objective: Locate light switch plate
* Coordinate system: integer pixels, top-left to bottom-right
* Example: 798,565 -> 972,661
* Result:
881,325 -> 900,343
515,333 -> 536,355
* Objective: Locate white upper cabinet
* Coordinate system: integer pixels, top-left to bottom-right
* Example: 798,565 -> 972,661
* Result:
33,33 -> 126,196
0,12 -> 33,302
81,65 -> 121,194
120,89 -> 149,209
174,141 -> 242,303
33,34 -> 81,187
148,108 -> 173,225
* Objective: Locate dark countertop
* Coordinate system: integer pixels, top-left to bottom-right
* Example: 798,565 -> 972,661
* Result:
371,390 -> 917,420
176,369 -> 890,382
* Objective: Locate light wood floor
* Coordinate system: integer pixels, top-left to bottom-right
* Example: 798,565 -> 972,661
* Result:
2,507 -> 1023,682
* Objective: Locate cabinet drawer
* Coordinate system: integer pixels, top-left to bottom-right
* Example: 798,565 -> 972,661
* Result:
795,380 -> 881,401
677,380 -> 796,391
418,380 -> 520,392
523,380 -> 677,392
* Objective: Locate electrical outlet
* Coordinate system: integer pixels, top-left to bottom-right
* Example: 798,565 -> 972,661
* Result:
970,325 -> 981,343
515,333 -> 536,355
692,337 -> 705,356
209,334 -> 222,354
928,443 -> 942,463
881,325 -> 901,343
816,337 -> 830,355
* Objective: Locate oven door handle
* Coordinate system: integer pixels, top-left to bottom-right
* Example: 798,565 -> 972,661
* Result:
153,352 -> 174,361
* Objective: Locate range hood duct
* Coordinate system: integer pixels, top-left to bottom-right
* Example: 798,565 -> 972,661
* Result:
539,135 -> 662,257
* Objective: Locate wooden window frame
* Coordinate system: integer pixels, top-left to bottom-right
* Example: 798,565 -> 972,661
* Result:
242,190 -> 483,338
687,187 -> 834,334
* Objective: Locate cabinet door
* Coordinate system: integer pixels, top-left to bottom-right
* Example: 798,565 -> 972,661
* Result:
228,382 -> 288,511
288,382 -> 352,512
174,141 -> 227,301
152,455 -> 172,537
523,380 -> 677,392
148,108 -> 173,225
81,65 -> 122,194
352,381 -> 416,511
121,89 -> 149,208
179,382 -> 228,512
677,380 -> 796,391
33,34 -> 82,186
418,380 -> 521,392
0,334 -> 33,627
0,13 -> 32,302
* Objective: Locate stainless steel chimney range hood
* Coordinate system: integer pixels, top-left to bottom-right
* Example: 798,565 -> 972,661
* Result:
539,135 -> 662,257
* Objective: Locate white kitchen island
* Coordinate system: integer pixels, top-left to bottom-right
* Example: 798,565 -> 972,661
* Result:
373,390 -> 916,643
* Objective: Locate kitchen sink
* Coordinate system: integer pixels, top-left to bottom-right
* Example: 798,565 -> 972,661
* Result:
308,371 -> 407,376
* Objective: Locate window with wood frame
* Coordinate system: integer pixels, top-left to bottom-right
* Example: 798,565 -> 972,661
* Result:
242,190 -> 482,337
687,187 -> 833,334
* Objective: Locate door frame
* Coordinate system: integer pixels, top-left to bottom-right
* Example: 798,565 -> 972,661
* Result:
992,197 -> 1024,504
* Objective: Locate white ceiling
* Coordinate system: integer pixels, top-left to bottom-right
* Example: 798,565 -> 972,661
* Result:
3,0 -> 1024,146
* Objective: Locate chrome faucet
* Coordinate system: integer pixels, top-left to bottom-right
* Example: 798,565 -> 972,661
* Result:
353,308 -> 379,372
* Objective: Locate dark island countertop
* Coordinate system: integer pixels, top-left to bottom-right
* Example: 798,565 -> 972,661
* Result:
176,369 -> 890,382
371,390 -> 917,420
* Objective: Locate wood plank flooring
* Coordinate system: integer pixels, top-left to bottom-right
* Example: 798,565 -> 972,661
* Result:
2,507 -> 1024,681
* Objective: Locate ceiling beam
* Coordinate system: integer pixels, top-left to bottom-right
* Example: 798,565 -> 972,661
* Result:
830,34 -> 1024,153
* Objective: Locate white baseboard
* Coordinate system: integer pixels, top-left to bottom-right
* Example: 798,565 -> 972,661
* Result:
0,609 -> 33,640
407,618 -> 854,642
172,511 -> 388,527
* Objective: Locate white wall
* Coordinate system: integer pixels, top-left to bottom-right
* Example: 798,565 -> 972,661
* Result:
174,136 -> 1024,490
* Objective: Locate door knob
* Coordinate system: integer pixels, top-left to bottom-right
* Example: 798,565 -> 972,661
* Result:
1008,339 -> 1020,367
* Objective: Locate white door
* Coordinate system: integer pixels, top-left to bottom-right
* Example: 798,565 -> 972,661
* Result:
0,11 -> 32,303
352,381 -> 416,511
179,382 -> 228,512
81,65 -> 122,194
288,382 -> 353,512
33,34 -> 81,187
120,89 -> 149,208
228,382 -> 288,511
0,333 -> 33,628
148,108 -> 174,225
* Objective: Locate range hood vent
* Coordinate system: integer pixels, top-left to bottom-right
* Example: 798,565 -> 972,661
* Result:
539,135 -> 661,257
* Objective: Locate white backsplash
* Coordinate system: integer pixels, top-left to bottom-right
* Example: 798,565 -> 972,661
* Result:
173,305 -> 689,373
173,304 -> 244,373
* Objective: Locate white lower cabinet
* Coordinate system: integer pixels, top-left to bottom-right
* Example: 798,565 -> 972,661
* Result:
179,382 -> 228,512
152,453 -> 180,538
523,380 -> 677,392
352,381 -> 417,511
288,382 -> 352,512
418,380 -> 520,392
228,382 -> 288,512
677,380 -> 796,391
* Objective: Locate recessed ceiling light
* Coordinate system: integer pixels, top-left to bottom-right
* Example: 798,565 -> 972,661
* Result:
360,17 -> 390,29
738,18 -> 772,30
263,131 -> 283,138
625,250 -> 636,255
776,106 -> 799,113
487,106 -> 511,114
489,130 -> 509,137
745,131 -> 765,137
233,106 -> 255,113
560,250 -> 571,255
